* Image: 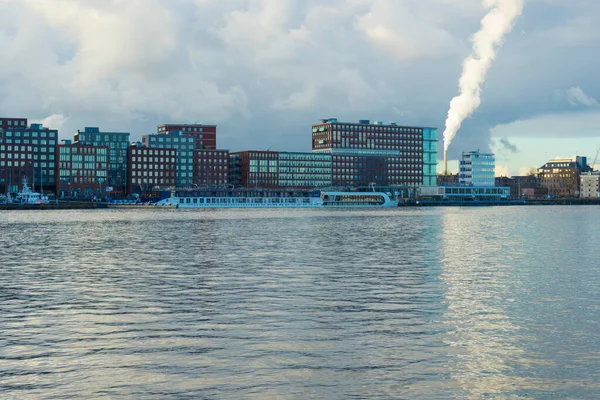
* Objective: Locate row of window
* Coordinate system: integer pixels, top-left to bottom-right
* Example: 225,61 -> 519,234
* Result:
314,124 -> 423,134
132,157 -> 176,164
160,126 -> 206,133
2,153 -> 55,161
3,130 -> 56,138
58,162 -> 106,170
279,168 -> 331,174
148,136 -> 194,144
132,164 -> 175,171
131,171 -> 177,177
1,139 -> 56,147
2,119 -> 27,127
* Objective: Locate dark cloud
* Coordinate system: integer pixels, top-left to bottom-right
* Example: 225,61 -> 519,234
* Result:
499,137 -> 520,153
0,0 -> 597,169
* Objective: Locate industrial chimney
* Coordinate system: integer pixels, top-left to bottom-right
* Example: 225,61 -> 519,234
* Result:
443,149 -> 448,175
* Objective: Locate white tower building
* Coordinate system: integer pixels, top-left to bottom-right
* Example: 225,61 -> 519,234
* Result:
459,150 -> 495,187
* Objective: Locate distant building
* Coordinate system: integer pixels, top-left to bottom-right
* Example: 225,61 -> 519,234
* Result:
143,131 -> 195,187
495,175 -> 547,199
55,143 -> 108,198
538,157 -> 590,197
459,150 -> 495,186
0,123 -> 58,194
195,149 -> 229,187
127,144 -> 177,195
158,124 -> 217,150
437,173 -> 459,186
74,127 -> 130,196
311,119 -> 437,188
580,171 -> 599,199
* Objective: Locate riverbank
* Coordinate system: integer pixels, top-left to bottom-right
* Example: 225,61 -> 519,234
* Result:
0,201 -> 109,210
401,198 -> 600,207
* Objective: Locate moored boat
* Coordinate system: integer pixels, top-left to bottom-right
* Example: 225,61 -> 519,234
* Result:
12,177 -> 50,205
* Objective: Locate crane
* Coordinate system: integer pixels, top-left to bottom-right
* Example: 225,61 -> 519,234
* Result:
593,148 -> 600,171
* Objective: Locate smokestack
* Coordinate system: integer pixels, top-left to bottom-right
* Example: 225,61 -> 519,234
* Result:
444,149 -> 448,175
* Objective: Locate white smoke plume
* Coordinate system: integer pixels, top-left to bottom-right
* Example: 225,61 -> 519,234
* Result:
443,0 -> 524,151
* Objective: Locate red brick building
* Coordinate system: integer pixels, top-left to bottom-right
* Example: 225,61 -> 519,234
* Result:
0,143 -> 34,194
195,149 -> 229,186
55,144 -> 109,198
157,124 -> 217,150
128,146 -> 177,195
0,117 -> 28,131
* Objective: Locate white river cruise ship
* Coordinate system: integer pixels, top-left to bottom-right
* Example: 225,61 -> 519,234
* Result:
154,189 -> 398,208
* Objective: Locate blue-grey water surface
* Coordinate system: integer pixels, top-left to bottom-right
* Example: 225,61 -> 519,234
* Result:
1,207 -> 599,399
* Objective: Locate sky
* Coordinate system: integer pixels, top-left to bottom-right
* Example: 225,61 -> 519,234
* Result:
0,0 -> 599,176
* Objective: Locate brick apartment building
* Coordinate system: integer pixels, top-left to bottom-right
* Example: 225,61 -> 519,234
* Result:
195,149 -> 229,187
0,122 -> 58,194
127,145 -> 177,195
0,142 -> 34,194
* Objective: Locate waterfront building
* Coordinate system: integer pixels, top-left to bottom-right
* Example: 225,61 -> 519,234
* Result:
495,175 -> 547,199
580,171 -> 599,199
158,124 -> 217,150
459,150 -> 495,186
143,131 -> 195,186
55,143 -> 108,198
311,119 -> 437,188
538,156 -> 590,197
0,122 -> 58,194
127,144 -> 177,195
195,149 -> 229,187
278,152 -> 332,188
229,151 -> 333,189
229,151 -> 279,188
0,143 -> 34,194
74,127 -> 130,196
418,185 -> 510,201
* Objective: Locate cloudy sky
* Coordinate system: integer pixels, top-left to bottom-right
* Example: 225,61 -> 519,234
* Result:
0,0 -> 599,176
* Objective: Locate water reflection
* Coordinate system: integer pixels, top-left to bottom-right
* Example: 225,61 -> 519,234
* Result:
439,207 -> 600,398
1,208 -> 599,398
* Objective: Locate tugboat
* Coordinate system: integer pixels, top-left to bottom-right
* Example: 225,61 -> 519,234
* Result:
14,177 -> 49,205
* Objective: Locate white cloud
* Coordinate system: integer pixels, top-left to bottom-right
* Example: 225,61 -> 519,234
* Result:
566,86 -> 599,107
495,164 -> 511,177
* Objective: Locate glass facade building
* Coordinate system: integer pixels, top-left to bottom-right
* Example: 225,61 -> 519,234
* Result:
56,144 -> 108,198
459,151 -> 495,187
229,151 -> 332,189
278,152 -> 332,188
74,127 -> 130,195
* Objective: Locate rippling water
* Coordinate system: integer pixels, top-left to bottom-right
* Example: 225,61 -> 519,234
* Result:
1,207 -> 599,399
